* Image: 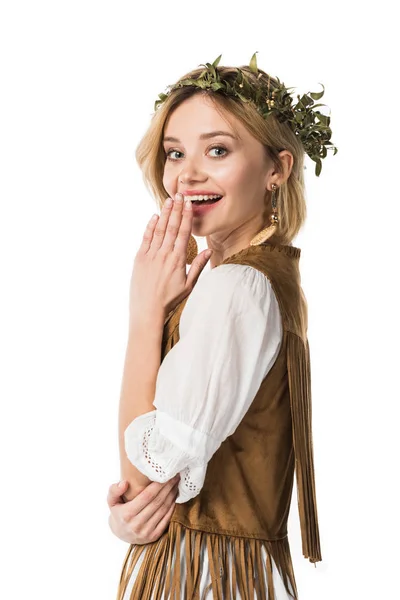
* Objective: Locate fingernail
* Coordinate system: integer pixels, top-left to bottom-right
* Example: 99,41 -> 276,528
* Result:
165,198 -> 173,208
175,193 -> 183,202
118,480 -> 125,488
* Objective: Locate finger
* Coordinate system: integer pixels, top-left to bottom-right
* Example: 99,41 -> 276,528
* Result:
148,498 -> 178,542
151,197 -> 177,252
140,212 -> 161,254
107,480 -> 128,508
169,197 -> 193,261
185,249 -> 213,290
132,479 -> 179,528
124,475 -> 180,519
159,193 -> 187,253
139,485 -> 179,540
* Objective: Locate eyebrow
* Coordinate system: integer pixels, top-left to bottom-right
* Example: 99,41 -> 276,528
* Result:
163,130 -> 238,143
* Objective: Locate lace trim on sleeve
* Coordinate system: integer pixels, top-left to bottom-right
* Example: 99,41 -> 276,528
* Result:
182,465 -> 202,495
124,410 -> 215,501
141,418 -> 168,480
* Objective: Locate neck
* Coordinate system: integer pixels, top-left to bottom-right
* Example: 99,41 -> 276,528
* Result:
208,237 -> 288,269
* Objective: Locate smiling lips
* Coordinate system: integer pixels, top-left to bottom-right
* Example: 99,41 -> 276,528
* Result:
180,190 -> 223,196
182,192 -> 223,205
175,190 -> 224,212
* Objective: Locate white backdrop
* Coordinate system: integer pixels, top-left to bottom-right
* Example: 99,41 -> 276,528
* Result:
1,1 -> 399,598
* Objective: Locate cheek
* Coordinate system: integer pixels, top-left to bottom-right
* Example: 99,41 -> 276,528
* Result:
162,166 -> 173,192
209,159 -> 244,187
225,161 -> 256,190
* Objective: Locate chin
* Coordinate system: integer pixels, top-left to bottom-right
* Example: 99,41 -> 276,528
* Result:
191,222 -> 214,238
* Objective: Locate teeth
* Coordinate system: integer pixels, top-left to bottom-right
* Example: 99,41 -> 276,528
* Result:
184,194 -> 222,202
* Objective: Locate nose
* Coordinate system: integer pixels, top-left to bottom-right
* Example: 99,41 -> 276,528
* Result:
178,156 -> 207,185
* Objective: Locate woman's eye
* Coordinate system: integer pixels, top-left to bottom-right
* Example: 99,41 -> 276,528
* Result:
208,146 -> 228,158
166,150 -> 183,160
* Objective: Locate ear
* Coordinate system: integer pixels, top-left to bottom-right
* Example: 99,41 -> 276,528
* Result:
277,150 -> 294,183
265,151 -> 294,190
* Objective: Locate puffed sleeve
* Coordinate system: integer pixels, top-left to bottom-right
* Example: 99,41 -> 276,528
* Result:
124,263 -> 283,503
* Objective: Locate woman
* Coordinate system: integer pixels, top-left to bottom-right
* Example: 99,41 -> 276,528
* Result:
107,53 -> 336,599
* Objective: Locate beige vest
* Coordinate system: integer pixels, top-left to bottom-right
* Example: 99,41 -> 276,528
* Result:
117,242 -> 321,600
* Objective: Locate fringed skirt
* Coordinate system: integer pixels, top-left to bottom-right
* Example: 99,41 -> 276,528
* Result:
116,521 -> 297,599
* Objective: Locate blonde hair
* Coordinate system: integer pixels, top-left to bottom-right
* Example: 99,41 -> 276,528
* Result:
135,65 -> 307,245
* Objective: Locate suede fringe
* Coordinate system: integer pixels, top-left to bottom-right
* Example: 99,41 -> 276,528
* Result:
286,332 -> 322,563
116,522 -> 298,600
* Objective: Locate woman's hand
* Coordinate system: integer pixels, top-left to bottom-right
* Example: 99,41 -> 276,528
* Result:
129,193 -> 212,320
107,476 -> 180,545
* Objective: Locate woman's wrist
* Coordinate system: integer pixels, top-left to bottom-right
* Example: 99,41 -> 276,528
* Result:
129,307 -> 166,334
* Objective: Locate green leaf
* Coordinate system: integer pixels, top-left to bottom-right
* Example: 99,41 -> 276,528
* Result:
315,112 -> 329,126
211,82 -> 224,91
180,78 -> 195,86
249,52 -> 258,74
212,54 -> 222,68
309,103 -> 327,110
300,94 -> 313,107
309,83 -> 325,100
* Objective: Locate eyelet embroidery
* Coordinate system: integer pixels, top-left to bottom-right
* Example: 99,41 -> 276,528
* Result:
183,465 -> 201,494
141,421 -> 202,494
142,423 -> 167,479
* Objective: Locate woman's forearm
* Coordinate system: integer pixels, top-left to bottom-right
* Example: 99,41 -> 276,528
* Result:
118,310 -> 165,501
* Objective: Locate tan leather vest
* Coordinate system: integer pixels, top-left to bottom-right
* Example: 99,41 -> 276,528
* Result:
117,242 -> 322,600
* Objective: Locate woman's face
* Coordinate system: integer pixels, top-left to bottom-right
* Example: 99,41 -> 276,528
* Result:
162,93 -> 276,258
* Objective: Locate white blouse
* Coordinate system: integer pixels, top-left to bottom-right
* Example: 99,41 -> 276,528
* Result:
124,262 -> 283,503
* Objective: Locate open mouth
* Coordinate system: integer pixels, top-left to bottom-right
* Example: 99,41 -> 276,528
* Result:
191,195 -> 223,206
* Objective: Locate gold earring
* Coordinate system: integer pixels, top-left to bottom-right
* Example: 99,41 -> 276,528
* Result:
250,183 -> 279,246
186,234 -> 198,264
